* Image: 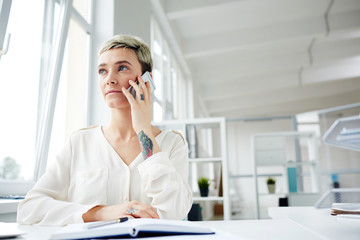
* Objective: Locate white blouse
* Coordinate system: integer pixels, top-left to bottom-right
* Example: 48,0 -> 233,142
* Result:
17,126 -> 193,226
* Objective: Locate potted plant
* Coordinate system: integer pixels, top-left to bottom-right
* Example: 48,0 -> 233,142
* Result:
266,177 -> 276,194
198,177 -> 210,197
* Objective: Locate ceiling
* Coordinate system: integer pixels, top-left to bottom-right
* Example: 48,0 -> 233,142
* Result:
154,0 -> 360,119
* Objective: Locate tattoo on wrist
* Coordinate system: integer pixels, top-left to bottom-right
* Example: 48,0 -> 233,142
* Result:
138,130 -> 153,160
126,208 -> 137,214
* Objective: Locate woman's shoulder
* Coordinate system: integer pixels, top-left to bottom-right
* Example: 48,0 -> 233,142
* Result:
79,125 -> 99,131
156,128 -> 186,145
70,125 -> 100,139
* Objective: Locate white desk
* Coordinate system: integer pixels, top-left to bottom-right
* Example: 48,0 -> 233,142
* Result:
196,219 -> 323,239
269,206 -> 360,240
5,207 -> 360,239
7,220 -> 319,240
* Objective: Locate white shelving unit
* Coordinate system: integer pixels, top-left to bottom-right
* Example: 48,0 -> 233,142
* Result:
153,117 -> 230,220
252,131 -> 320,219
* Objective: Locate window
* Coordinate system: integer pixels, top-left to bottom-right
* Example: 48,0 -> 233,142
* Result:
48,14 -> 90,167
296,112 -> 321,137
0,0 -> 45,182
0,0 -> 92,195
151,18 -> 186,121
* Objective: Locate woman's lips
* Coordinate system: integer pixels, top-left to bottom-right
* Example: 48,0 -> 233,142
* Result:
106,90 -> 122,96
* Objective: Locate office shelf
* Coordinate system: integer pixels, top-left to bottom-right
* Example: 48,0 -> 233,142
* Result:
252,131 -> 321,219
153,118 -> 230,220
189,158 -> 222,163
258,193 -> 287,197
193,196 -> 224,201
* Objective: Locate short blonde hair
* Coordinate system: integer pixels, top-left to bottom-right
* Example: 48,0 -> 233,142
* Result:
99,34 -> 153,73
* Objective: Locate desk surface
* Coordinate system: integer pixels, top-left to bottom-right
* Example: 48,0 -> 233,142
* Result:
196,219 -> 323,240
5,207 -> 360,240
268,206 -> 360,240
11,219 -> 319,240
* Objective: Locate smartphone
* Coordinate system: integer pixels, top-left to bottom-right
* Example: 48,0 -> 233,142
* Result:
129,71 -> 156,99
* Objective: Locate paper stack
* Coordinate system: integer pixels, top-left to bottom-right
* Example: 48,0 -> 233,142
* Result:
331,203 -> 360,219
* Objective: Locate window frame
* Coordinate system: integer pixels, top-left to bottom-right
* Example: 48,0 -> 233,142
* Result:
0,0 -> 93,196
151,17 -> 188,121
0,0 -> 12,61
34,0 -> 73,181
35,0 -> 93,180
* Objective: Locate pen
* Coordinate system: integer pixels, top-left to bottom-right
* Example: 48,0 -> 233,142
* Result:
86,217 -> 129,229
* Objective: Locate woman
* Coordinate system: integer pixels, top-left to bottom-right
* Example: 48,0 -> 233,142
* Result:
17,35 -> 193,226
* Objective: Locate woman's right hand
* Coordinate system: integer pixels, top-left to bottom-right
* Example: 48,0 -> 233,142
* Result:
83,201 -> 160,222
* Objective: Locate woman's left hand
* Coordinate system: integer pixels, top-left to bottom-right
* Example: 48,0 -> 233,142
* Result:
122,74 -> 152,134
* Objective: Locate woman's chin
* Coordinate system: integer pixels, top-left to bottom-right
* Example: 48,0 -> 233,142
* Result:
106,100 -> 130,109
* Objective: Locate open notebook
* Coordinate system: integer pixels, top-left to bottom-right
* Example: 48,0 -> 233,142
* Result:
50,218 -> 215,239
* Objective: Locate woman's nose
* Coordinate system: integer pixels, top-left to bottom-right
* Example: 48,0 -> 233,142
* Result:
105,71 -> 118,85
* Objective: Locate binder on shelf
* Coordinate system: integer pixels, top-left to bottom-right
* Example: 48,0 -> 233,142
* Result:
186,124 -> 198,158
287,167 -> 297,193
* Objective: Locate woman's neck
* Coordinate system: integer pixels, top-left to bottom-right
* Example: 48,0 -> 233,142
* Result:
106,108 -> 137,141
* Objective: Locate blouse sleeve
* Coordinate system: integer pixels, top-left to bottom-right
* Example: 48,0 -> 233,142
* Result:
17,137 -> 97,226
137,131 -> 193,220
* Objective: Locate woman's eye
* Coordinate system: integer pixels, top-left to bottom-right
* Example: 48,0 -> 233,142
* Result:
98,69 -> 106,75
119,65 -> 128,71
